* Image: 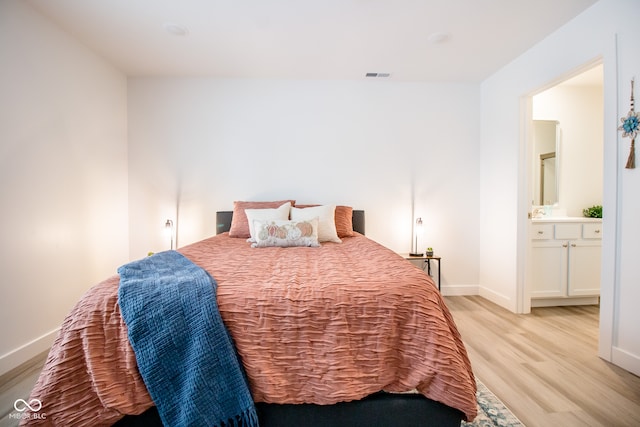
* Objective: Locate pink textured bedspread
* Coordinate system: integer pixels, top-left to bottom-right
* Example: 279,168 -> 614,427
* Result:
24,233 -> 477,425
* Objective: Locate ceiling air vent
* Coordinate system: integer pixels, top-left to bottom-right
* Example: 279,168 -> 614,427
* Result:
366,72 -> 391,78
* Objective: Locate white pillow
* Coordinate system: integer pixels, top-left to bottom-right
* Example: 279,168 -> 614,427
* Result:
290,205 -> 341,243
244,202 -> 291,242
252,218 -> 320,248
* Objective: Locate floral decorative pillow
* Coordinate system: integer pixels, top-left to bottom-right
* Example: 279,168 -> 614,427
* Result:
244,202 -> 292,242
251,218 -> 320,248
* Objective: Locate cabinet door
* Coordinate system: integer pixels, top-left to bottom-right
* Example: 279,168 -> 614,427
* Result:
568,240 -> 601,296
531,240 -> 567,298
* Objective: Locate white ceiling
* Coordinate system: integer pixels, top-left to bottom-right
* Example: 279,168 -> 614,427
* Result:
27,0 -> 598,82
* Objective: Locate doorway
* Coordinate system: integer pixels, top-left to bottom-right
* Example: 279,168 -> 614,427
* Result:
524,62 -> 604,312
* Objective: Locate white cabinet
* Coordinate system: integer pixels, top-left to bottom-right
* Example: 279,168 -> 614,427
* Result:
530,220 -> 602,306
531,239 -> 567,298
567,239 -> 602,296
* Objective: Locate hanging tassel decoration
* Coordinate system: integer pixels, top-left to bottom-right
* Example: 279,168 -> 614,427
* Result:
619,79 -> 639,169
626,139 -> 635,169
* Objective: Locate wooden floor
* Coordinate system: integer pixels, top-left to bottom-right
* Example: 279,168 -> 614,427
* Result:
0,351 -> 47,427
445,296 -> 640,427
1,296 -> 639,426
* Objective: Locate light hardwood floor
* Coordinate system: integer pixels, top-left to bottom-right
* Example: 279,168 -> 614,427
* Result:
1,296 -> 639,426
445,296 -> 640,427
0,351 -> 47,427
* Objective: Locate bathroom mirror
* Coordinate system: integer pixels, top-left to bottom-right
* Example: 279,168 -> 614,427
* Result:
533,120 -> 559,205
540,152 -> 556,205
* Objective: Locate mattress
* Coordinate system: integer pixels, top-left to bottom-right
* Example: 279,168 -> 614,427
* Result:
23,232 -> 477,425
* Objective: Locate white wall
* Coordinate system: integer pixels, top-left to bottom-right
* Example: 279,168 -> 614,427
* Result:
128,78 -> 481,294
479,0 -> 640,375
7,0 -> 636,379
0,1 -> 129,375
533,83 -> 603,216
614,28 -> 640,376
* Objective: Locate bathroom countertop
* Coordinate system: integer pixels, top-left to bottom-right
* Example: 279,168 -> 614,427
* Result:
531,216 -> 602,223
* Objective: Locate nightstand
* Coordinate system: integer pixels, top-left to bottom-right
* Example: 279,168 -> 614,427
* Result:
401,253 -> 442,291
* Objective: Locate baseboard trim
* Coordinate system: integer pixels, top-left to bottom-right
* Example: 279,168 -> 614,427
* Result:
478,287 -> 517,312
612,346 -> 640,377
440,284 -> 478,296
531,297 -> 599,307
0,328 -> 58,377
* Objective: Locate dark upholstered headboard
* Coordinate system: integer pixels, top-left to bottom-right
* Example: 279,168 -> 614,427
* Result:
216,210 -> 365,236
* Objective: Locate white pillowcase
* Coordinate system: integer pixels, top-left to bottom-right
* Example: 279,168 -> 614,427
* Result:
244,202 -> 291,242
290,205 -> 341,243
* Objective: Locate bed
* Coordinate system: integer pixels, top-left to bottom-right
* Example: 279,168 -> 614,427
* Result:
23,203 -> 477,426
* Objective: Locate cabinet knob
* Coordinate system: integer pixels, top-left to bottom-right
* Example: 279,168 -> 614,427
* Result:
537,231 -> 544,234
563,243 -> 568,247
595,229 -> 601,233
571,243 -> 577,247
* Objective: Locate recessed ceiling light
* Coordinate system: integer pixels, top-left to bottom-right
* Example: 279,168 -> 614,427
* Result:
427,32 -> 450,44
163,22 -> 189,36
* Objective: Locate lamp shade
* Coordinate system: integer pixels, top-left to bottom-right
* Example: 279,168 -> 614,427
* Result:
410,217 -> 423,256
165,219 -> 174,249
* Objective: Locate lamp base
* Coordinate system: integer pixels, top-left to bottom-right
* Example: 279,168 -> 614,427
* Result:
409,252 -> 424,257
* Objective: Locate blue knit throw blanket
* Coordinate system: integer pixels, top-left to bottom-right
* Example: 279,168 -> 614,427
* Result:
118,251 -> 259,427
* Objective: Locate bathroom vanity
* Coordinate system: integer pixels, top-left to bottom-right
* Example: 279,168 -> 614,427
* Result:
530,217 -> 602,307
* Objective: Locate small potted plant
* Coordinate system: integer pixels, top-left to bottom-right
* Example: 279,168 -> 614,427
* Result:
582,205 -> 603,218
426,247 -> 434,257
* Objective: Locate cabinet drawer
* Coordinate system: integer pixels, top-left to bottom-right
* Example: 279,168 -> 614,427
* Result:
531,224 -> 554,239
583,223 -> 603,239
555,223 -> 581,239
